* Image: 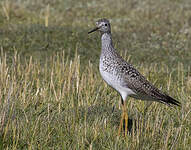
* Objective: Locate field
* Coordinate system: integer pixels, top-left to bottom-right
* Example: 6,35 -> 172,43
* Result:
0,0 -> 191,149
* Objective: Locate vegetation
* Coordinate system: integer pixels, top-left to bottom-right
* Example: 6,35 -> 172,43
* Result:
0,0 -> 191,149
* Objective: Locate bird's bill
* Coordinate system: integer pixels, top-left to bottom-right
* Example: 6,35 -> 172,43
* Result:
88,27 -> 99,34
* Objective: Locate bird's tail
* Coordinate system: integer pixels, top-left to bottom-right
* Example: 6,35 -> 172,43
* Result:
161,94 -> 181,107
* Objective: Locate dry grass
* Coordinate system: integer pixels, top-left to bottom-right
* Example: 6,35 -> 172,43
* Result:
0,50 -> 190,149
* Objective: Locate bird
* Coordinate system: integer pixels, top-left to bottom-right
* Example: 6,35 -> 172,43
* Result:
88,18 -> 180,136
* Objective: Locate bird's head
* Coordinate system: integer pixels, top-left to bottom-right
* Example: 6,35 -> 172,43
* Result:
88,18 -> 111,34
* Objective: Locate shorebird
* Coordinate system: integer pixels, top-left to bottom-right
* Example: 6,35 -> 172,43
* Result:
88,18 -> 180,136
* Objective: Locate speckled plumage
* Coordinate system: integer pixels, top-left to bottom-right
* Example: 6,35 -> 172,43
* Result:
89,18 -> 180,106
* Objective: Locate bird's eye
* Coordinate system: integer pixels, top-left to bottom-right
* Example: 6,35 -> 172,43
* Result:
105,24 -> 107,26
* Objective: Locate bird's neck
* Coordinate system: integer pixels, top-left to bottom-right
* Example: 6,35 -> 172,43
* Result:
101,33 -> 114,53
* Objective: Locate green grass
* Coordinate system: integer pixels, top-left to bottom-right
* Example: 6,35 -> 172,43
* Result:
0,0 -> 191,149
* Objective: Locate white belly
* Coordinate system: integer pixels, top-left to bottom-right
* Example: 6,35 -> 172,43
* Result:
99,69 -> 135,100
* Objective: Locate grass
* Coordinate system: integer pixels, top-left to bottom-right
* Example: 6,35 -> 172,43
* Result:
0,0 -> 191,149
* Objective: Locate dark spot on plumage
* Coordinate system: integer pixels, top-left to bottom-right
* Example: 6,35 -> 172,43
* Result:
130,72 -> 138,78
121,65 -> 128,72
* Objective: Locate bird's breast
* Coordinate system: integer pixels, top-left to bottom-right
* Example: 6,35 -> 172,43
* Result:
99,61 -> 136,100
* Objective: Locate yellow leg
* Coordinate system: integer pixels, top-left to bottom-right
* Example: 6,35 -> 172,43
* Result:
123,101 -> 128,136
118,101 -> 128,136
118,111 -> 124,136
